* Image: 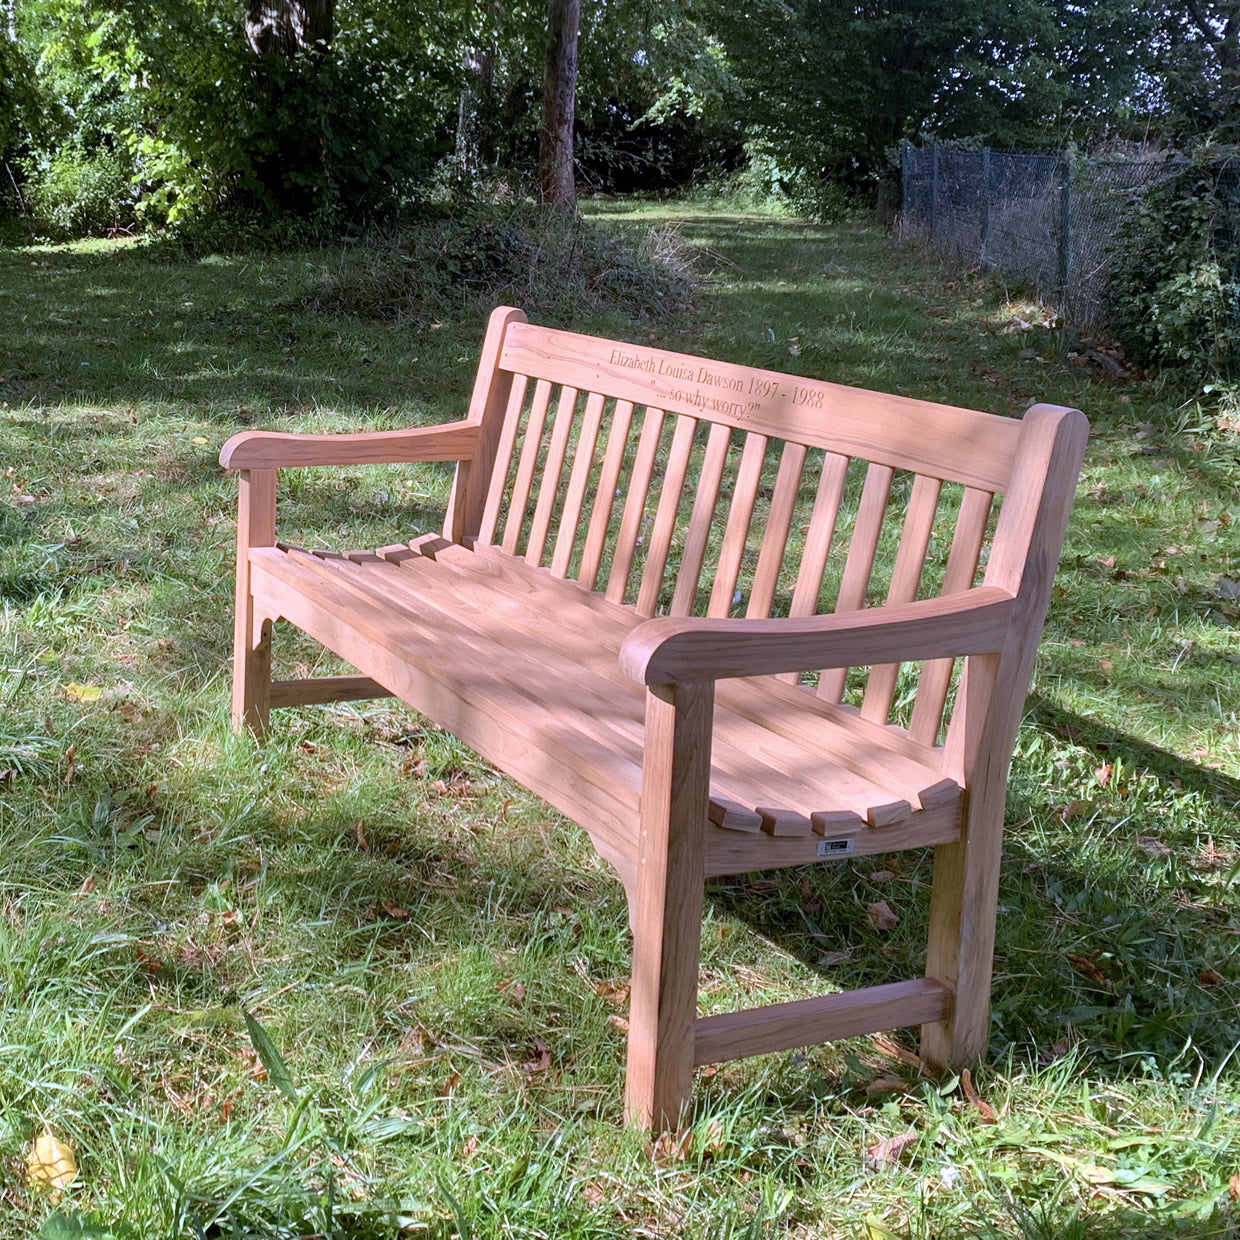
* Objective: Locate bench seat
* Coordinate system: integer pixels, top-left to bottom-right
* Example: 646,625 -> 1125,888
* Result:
251,537 -> 964,888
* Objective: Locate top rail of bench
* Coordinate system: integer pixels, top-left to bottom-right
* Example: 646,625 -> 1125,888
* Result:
497,321 -> 1023,493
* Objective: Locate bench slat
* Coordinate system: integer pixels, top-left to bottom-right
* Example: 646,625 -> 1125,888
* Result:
862,473 -> 943,724
525,384 -> 579,566
818,461 -> 894,701
909,485 -> 993,745
577,399 -> 635,591
501,378 -> 553,555
550,391 -> 606,578
748,440 -> 808,619
669,420 -> 731,616
637,414 -> 698,616
708,432 -> 768,617
477,373 -> 529,545
606,407 -> 665,604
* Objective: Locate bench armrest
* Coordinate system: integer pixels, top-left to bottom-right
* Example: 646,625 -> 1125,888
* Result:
619,587 -> 1016,685
219,420 -> 481,470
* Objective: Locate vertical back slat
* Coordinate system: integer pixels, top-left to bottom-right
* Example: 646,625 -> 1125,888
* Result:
861,473 -> 942,723
550,391 -> 606,578
525,386 -> 580,566
747,440 -> 808,619
789,452 -> 850,620
636,415 -> 698,616
817,461 -> 894,701
606,408 -> 666,604
707,433 -> 769,617
670,422 -> 732,616
579,399 -> 635,591
501,378 -> 554,555
909,486 -> 993,745
477,374 -> 530,546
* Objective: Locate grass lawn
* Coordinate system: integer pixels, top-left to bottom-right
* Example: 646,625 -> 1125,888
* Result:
0,204 -> 1237,1239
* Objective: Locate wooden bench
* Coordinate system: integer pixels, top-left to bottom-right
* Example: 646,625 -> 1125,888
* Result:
220,306 -> 1087,1129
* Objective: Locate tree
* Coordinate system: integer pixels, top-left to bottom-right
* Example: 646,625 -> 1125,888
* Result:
539,0 -> 579,207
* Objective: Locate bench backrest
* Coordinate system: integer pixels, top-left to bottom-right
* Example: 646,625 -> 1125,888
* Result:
446,307 -> 1085,764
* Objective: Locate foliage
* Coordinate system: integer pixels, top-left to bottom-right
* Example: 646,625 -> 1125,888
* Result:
23,143 -> 137,239
1103,149 -> 1240,376
304,207 -> 697,322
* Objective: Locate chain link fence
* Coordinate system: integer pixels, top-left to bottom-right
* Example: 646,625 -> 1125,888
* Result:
898,143 -> 1186,330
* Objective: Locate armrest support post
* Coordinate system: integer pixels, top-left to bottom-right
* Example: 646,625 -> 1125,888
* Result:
232,468 -> 276,735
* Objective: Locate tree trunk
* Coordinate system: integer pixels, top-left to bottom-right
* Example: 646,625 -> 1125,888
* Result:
539,0 -> 579,209
245,0 -> 334,57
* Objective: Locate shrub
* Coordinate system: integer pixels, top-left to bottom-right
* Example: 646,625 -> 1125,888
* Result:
24,143 -> 138,239
1104,149 -> 1240,377
304,207 -> 698,324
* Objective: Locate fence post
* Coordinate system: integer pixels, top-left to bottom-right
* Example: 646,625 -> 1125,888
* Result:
1058,159 -> 1072,294
900,139 -> 910,225
980,147 -> 991,261
930,143 -> 939,240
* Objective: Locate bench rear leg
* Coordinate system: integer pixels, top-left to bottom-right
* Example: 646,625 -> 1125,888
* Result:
625,681 -> 713,1130
231,469 -> 277,737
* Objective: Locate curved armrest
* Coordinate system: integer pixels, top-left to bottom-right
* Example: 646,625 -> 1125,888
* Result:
219,420 -> 480,470
619,587 -> 1016,685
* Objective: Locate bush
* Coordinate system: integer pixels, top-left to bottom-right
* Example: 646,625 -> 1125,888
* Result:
1104,149 -> 1240,377
24,144 -> 138,239
304,207 -> 698,324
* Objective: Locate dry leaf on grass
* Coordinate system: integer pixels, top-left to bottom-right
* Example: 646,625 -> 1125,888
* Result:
647,1128 -> 693,1166
26,1129 -> 78,1199
867,900 -> 899,931
960,1068 -> 998,1122
380,899 -> 409,919
864,1130 -> 918,1170
523,1039 -> 552,1073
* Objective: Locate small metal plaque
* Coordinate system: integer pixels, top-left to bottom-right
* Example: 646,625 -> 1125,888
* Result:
817,837 -> 855,859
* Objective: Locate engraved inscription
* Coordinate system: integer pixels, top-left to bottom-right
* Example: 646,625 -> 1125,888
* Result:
607,344 -> 830,423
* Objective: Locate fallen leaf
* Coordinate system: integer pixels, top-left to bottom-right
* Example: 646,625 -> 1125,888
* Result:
439,1070 -> 460,1097
870,1032 -> 925,1071
1216,576 -> 1240,600
497,978 -> 526,1002
864,1076 -> 910,1095
869,870 -> 895,882
354,819 -> 369,851
582,1180 -> 606,1207
593,979 -> 629,1006
0,768 -> 17,784
218,1096 -> 236,1123
647,1128 -> 693,1165
1229,1173 -> 1239,1201
862,1215 -> 902,1240
64,683 -> 103,703
26,1129 -> 78,1198
960,1068 -> 998,1122
523,1039 -> 551,1073
867,900 -> 899,931
1094,763 -> 1113,787
461,1135 -> 479,1159
607,1014 -> 629,1031
78,875 -> 96,896
1197,968 -> 1225,986
380,898 -> 409,919
864,1130 -> 918,1170
192,436 -> 209,446
1066,952 -> 1113,989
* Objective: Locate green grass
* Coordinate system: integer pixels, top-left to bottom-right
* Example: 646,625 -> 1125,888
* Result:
1,204 -> 1238,1239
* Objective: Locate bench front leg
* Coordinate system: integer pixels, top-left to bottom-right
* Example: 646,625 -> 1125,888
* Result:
625,680 -> 713,1131
232,468 -> 277,736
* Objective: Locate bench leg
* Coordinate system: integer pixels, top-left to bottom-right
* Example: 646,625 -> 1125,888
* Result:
624,681 -> 713,1131
231,469 -> 276,737
921,656 -> 1007,1070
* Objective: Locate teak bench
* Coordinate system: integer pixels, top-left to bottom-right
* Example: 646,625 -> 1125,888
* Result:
220,306 -> 1087,1129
